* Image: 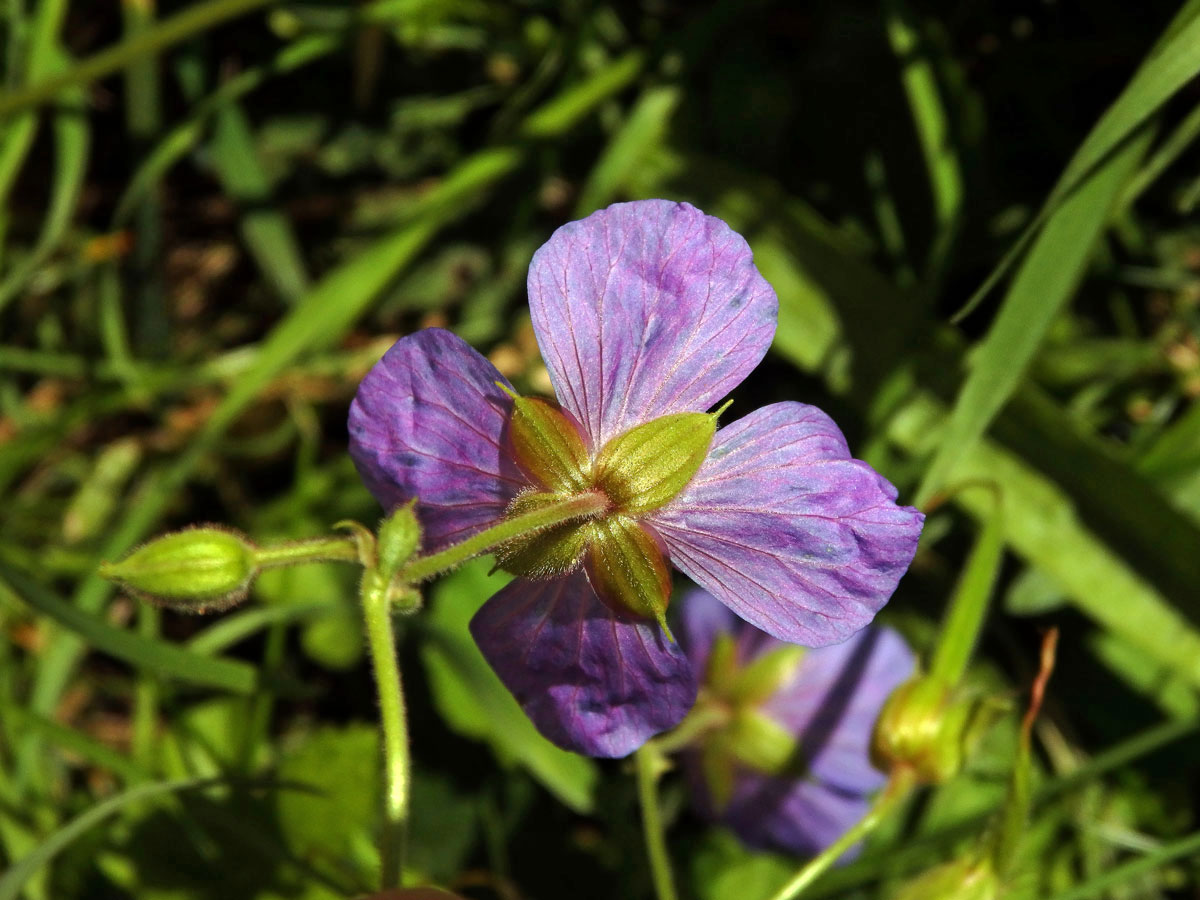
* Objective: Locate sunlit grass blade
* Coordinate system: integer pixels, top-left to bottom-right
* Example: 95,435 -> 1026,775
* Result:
884,0 -> 963,280
1046,828 -> 1200,900
210,100 -> 310,303
0,0 -> 278,119
927,484 -> 1004,685
0,565 -> 258,695
575,84 -> 680,216
951,4 -> 1200,323
0,49 -> 88,312
0,776 -> 317,900
895,393 -> 1200,691
915,132 -> 1148,506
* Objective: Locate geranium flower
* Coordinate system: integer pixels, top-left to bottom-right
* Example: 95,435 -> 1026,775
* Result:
677,588 -> 915,856
349,200 -> 923,757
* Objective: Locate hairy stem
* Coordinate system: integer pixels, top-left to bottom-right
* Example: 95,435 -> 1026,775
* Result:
361,574 -> 411,889
401,490 -> 607,583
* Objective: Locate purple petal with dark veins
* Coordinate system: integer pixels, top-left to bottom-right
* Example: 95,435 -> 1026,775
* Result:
348,328 -> 526,551
687,764 -> 872,859
650,402 -> 924,647
470,570 -> 697,758
761,624 -> 914,795
527,200 -> 777,450
679,589 -> 914,857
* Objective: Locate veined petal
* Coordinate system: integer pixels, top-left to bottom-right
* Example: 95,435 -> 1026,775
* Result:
763,626 -> 914,795
688,764 -> 871,858
469,571 -> 697,758
348,328 -> 526,551
650,402 -> 924,647
528,200 -> 777,449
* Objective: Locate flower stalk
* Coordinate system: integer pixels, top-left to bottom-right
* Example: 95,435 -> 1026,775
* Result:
766,767 -> 917,900
361,563 -> 412,890
400,490 -> 608,583
636,744 -> 678,900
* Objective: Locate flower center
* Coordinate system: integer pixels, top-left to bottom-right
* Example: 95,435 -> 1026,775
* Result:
493,389 -> 721,629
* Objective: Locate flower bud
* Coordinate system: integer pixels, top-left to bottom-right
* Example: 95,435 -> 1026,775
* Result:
377,501 -> 421,579
594,411 -> 717,514
99,526 -> 257,613
871,675 -> 999,784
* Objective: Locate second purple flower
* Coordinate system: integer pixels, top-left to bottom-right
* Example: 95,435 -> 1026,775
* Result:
349,200 -> 924,757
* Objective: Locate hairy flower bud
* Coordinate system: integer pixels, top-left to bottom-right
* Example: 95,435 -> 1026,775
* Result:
871,675 -> 1000,784
377,501 -> 422,580
99,526 -> 257,613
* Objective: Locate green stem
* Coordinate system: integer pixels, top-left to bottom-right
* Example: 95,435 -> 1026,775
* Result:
361,572 -> 411,890
636,745 -> 677,900
401,490 -> 608,583
766,769 -> 916,900
253,535 -> 361,569
0,0 -> 278,119
648,698 -> 730,755
927,483 -> 1003,686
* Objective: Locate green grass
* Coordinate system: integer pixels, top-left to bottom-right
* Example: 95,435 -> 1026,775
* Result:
3,1 -> 1200,898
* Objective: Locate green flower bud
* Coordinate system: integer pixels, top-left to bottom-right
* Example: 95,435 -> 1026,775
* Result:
890,856 -> 1000,900
724,707 -> 803,776
99,526 -> 257,613
594,411 -> 718,514
377,501 -> 422,579
871,674 -> 1000,784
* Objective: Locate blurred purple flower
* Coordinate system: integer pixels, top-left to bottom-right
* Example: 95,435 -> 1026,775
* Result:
678,588 -> 915,857
349,200 -> 923,758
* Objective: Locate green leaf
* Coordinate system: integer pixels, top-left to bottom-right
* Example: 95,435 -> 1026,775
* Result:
0,777 -> 247,900
420,559 -> 599,813
915,131 -> 1148,506
891,393 -> 1200,692
209,99 -> 310,304
0,564 -> 258,695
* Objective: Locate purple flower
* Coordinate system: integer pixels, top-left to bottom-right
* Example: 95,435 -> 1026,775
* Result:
348,200 -> 924,758
678,588 -> 915,857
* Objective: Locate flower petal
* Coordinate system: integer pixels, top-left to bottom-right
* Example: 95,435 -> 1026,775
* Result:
528,200 -> 777,449
763,626 -> 914,794
688,764 -> 871,858
675,587 -> 740,682
649,402 -> 924,646
469,570 -> 697,758
348,328 -> 526,550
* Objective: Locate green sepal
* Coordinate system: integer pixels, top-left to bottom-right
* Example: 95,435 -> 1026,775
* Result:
701,735 -> 737,814
727,644 -> 806,707
99,525 -> 257,613
377,500 -> 421,580
594,411 -> 717,514
704,633 -> 739,691
725,708 -> 805,776
502,386 -> 591,492
586,515 -> 673,634
493,491 -> 594,579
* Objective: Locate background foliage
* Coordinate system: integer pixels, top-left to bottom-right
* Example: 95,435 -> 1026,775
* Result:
2,0 -> 1200,897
